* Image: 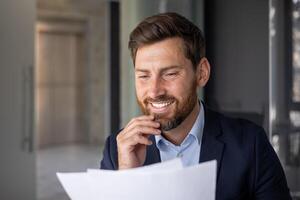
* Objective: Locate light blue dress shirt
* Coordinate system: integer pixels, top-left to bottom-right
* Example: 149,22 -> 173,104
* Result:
154,101 -> 205,167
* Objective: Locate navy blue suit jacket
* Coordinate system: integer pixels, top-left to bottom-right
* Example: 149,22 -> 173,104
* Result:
100,106 -> 291,200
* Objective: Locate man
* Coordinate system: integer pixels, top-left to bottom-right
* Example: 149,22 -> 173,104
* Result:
100,12 -> 291,199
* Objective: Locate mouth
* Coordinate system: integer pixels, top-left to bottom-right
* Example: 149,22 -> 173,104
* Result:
148,100 -> 174,113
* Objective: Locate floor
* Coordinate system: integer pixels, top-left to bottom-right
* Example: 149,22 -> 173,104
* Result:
36,144 -> 103,200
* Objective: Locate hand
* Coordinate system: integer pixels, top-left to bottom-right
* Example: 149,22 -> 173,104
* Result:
117,115 -> 161,169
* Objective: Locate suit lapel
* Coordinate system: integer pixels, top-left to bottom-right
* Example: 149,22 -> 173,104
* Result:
199,106 -> 225,182
144,135 -> 161,166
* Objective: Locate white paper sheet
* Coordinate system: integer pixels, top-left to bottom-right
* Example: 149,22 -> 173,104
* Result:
57,159 -> 216,200
88,157 -> 183,174
56,172 -> 91,200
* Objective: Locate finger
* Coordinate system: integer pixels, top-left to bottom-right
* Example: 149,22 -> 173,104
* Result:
126,115 -> 155,128
122,125 -> 161,140
125,119 -> 160,132
118,121 -> 160,139
122,134 -> 153,147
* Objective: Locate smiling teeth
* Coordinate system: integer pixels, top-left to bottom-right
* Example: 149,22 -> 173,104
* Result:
151,101 -> 172,108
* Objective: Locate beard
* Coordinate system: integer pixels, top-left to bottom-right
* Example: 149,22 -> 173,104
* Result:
137,80 -> 198,131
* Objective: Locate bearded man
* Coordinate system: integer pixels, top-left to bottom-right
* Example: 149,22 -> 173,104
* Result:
100,12 -> 291,200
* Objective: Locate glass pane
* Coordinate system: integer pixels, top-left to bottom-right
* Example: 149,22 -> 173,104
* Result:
292,0 -> 300,102
293,72 -> 300,102
290,110 -> 300,127
288,132 -> 300,166
271,1 -> 300,197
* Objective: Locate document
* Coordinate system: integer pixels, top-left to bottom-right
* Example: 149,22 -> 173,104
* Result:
57,159 -> 216,200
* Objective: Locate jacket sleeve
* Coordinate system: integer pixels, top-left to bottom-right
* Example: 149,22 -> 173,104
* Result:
100,135 -> 116,170
254,127 -> 292,200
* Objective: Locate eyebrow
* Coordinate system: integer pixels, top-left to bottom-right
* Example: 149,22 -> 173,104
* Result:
135,65 -> 183,73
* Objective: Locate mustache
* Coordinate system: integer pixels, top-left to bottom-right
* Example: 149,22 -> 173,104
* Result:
143,95 -> 176,104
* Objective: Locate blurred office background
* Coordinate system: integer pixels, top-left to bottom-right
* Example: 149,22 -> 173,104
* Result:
0,0 -> 299,199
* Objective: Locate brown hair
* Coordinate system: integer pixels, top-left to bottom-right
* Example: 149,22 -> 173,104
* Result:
128,12 -> 205,69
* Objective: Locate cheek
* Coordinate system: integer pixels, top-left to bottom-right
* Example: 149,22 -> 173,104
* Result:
135,83 -> 146,101
171,82 -> 197,105
168,80 -> 190,97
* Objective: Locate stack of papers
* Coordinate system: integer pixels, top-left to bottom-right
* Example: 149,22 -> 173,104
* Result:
57,159 -> 216,200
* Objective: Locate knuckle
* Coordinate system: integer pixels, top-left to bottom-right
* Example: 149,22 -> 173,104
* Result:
134,135 -> 141,143
131,117 -> 138,123
135,125 -> 143,132
131,136 -> 137,143
116,134 -> 124,143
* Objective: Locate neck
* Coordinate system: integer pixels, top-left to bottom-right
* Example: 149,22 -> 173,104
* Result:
162,102 -> 200,146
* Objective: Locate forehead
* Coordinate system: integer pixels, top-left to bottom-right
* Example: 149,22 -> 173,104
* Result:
135,37 -> 188,71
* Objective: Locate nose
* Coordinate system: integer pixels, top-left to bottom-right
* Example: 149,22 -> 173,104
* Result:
148,76 -> 165,99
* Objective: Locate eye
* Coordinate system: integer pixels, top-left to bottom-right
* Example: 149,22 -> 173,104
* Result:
165,72 -> 179,77
138,75 -> 149,79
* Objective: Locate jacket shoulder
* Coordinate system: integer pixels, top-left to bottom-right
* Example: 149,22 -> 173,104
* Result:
100,130 -> 121,170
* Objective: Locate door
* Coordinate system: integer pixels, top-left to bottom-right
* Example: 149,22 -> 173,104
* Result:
36,21 -> 87,148
0,0 -> 36,199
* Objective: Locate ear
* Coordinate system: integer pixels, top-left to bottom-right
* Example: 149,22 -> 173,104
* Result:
196,57 -> 211,87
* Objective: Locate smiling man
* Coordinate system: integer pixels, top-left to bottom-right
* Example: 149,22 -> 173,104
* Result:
100,12 -> 291,199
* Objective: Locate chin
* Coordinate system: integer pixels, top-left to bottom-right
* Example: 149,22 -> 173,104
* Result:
155,116 -> 183,131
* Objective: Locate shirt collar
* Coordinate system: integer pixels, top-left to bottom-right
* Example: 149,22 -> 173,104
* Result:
155,101 -> 205,148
